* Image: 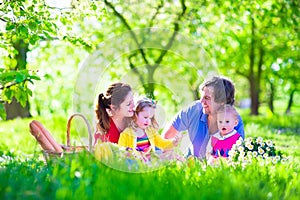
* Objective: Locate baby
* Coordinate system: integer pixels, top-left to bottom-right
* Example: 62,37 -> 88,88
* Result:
206,104 -> 242,159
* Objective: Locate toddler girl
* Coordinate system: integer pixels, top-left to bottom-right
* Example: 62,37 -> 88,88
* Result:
118,97 -> 181,160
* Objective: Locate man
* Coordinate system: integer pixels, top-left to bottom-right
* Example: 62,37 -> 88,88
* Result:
163,76 -> 245,159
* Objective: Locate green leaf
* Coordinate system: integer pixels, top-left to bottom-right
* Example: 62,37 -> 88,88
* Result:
29,37 -> 36,45
29,75 -> 41,80
6,24 -> 15,31
15,73 -> 26,83
0,103 -> 6,120
91,3 -> 97,11
42,30 -> 51,39
27,88 -> 33,97
2,89 -> 12,102
19,92 -> 28,107
18,25 -> 29,35
28,21 -> 37,32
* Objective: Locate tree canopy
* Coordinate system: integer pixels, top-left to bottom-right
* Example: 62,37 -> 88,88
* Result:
0,0 -> 299,120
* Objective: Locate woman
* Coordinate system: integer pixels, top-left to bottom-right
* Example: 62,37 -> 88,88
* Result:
94,82 -> 135,145
162,76 -> 245,159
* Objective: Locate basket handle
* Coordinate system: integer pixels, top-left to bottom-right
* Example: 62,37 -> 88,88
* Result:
66,113 -> 93,152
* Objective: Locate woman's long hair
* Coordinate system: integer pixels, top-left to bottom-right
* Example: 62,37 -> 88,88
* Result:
95,83 -> 132,133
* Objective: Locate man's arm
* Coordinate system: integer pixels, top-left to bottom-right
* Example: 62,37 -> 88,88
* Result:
162,125 -> 179,139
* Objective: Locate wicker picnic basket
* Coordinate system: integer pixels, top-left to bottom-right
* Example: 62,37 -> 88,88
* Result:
30,113 -> 93,163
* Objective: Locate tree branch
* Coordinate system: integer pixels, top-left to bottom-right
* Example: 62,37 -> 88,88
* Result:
149,1 -> 164,28
0,78 -> 29,90
236,70 -> 247,78
140,1 -> 164,45
104,0 -> 149,65
128,52 -> 145,85
43,2 -> 73,10
153,0 -> 187,69
0,17 -> 8,22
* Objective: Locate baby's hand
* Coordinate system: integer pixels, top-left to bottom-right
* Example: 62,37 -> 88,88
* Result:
207,155 -> 221,166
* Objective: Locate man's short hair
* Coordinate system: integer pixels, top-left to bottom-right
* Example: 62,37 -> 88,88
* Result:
200,76 -> 235,105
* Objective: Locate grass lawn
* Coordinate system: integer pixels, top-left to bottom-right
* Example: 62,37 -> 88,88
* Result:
0,112 -> 300,199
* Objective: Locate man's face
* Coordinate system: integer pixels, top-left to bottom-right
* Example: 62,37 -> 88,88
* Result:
200,86 -> 222,115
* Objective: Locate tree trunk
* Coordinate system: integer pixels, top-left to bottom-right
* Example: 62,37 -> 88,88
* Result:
5,98 -> 31,120
249,78 -> 259,115
285,89 -> 295,114
5,39 -> 31,119
249,16 -> 259,115
268,80 -> 275,113
145,66 -> 155,99
192,85 -> 200,101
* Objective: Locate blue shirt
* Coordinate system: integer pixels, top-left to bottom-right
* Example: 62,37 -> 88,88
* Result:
172,101 -> 245,159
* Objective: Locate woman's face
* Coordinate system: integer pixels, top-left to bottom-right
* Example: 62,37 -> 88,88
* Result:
200,86 -> 223,116
112,91 -> 134,118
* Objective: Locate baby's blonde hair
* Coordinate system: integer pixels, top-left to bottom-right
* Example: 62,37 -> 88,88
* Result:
217,104 -> 238,120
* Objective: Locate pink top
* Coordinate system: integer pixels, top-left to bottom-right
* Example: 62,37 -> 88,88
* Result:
211,131 -> 241,157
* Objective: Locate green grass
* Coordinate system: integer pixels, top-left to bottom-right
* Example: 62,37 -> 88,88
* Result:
1,113 -> 300,199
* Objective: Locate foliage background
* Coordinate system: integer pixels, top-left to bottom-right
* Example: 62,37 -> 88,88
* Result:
0,1 -> 300,199
1,0 -> 299,120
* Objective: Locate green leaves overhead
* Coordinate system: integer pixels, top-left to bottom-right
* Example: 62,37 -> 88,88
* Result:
0,0 -> 299,119
0,69 -> 40,111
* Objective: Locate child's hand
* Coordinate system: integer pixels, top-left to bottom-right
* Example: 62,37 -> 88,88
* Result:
143,146 -> 151,155
173,133 -> 183,146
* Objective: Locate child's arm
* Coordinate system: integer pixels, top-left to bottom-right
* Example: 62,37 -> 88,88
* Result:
118,128 -> 135,149
150,129 -> 182,150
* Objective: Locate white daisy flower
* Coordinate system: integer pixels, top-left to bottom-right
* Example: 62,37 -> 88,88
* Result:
240,151 -> 246,157
231,144 -> 237,150
258,147 -> 264,155
253,151 -> 258,157
281,158 -> 288,164
266,157 -> 272,164
266,140 -> 273,147
272,157 -> 278,164
256,137 -> 263,144
238,155 -> 244,161
238,146 -> 244,152
235,139 -> 242,146
245,137 -> 253,143
245,141 -> 251,147
247,144 -> 254,150
229,150 -> 238,157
